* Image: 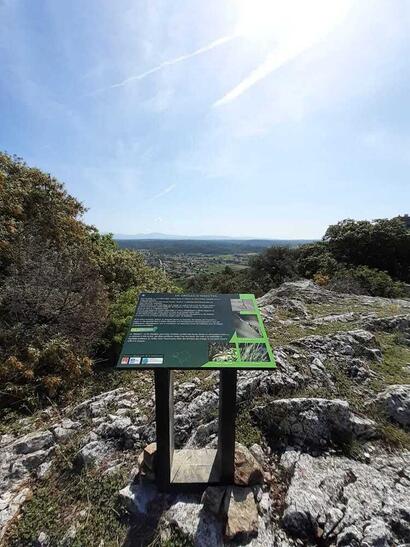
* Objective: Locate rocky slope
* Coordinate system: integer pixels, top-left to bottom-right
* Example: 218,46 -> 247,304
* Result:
1,280 -> 409,546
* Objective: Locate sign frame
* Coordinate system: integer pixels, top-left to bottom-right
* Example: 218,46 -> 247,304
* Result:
116,293 -> 276,371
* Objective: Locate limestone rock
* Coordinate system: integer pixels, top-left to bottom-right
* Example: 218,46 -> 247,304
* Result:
362,519 -> 392,547
363,315 -> 410,334
294,329 -> 383,363
0,487 -> 32,541
257,280 -> 338,306
234,443 -> 264,485
119,481 -> 158,514
224,486 -> 259,542
336,524 -> 362,546
13,430 -> 55,455
50,419 -> 81,442
282,449 -> 410,545
18,447 -> 55,472
61,523 -> 77,546
70,388 -> 138,419
255,398 -> 377,448
95,416 -> 132,439
373,384 -> 410,427
34,531 -> 50,546
188,419 -> 219,447
75,440 -> 110,468
249,443 -> 265,464
174,390 -> 219,445
161,498 -> 223,547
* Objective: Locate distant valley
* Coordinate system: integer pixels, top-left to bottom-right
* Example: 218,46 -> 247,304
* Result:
115,237 -> 315,254
115,238 -> 316,282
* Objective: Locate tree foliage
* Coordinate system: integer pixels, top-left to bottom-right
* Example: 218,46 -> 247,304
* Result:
247,246 -> 299,293
328,266 -> 406,298
297,241 -> 339,278
0,153 -> 176,409
185,217 -> 409,298
184,267 -> 255,294
324,218 -> 410,282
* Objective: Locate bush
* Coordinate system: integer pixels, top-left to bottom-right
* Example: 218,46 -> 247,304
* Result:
0,339 -> 93,407
183,267 -> 256,295
324,218 -> 410,282
0,237 -> 107,407
248,246 -> 299,294
297,241 -> 339,278
329,266 -> 406,298
0,153 -> 177,410
313,272 -> 331,286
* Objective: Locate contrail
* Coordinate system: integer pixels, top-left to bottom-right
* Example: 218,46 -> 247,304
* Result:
93,34 -> 236,95
150,184 -> 176,200
213,42 -> 309,107
214,0 -> 352,107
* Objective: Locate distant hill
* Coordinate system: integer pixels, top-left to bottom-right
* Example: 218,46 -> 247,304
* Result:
115,238 -> 315,255
114,233 -> 240,240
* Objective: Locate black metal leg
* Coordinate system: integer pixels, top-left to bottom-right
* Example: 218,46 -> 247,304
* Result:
154,369 -> 173,491
218,369 -> 237,484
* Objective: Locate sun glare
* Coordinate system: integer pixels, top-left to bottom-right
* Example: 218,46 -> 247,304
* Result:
235,0 -> 351,47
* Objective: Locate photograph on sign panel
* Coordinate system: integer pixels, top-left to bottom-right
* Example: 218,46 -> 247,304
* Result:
230,298 -> 255,312
208,342 -> 237,362
233,313 -> 262,338
239,343 -> 270,362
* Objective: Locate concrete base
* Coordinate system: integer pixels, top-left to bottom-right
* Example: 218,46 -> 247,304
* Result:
171,448 -> 220,484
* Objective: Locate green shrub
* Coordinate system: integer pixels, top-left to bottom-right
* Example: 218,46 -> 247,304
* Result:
329,266 -> 406,298
248,246 -> 299,293
183,266 -> 255,294
0,338 -> 93,409
297,241 -> 339,278
324,218 -> 410,282
0,153 -> 177,411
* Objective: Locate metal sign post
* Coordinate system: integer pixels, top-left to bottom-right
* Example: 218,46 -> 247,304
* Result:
154,368 -> 237,492
116,293 -> 275,492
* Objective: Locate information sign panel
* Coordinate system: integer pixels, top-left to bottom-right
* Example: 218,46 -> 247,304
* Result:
117,293 -> 275,369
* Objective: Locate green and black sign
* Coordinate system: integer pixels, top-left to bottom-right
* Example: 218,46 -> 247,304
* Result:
116,293 -> 275,369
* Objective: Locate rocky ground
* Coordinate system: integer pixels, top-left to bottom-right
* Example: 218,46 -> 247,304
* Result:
1,280 -> 409,546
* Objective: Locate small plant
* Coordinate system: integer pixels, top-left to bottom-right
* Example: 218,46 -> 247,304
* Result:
236,407 -> 262,447
313,272 -> 330,286
379,422 -> 410,449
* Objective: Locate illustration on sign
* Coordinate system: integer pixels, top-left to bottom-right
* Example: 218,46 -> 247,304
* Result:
116,293 -> 275,369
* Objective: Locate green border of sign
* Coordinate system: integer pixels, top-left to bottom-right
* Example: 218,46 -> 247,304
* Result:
201,293 -> 275,369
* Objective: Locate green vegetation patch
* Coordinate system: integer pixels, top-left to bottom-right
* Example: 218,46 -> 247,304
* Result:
371,333 -> 410,387
236,406 -> 262,447
7,439 -> 132,547
267,320 -> 362,349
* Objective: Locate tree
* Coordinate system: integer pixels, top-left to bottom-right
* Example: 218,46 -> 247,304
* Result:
0,153 -> 87,277
248,246 -> 298,293
297,241 -> 339,278
0,153 -> 177,408
329,266 -> 405,298
323,218 -> 410,282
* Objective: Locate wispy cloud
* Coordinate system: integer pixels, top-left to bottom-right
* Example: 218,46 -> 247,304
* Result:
92,35 -> 236,95
150,184 -> 176,200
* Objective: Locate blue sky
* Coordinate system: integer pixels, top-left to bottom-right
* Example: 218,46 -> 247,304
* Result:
1,0 -> 409,238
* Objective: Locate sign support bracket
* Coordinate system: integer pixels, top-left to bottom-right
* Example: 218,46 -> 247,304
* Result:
154,368 -> 237,492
